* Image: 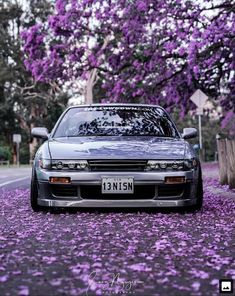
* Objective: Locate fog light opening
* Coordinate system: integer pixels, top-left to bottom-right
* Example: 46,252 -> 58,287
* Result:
49,177 -> 71,184
165,176 -> 186,184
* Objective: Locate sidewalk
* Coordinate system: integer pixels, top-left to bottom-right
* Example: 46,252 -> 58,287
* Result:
202,162 -> 235,200
201,162 -> 219,179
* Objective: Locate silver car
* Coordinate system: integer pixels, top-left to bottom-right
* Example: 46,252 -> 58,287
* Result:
30,104 -> 203,211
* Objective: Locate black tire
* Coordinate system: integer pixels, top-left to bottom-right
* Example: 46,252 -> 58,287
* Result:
189,166 -> 203,212
30,169 -> 44,212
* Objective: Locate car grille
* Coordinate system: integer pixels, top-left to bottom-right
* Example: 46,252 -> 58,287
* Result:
50,185 -> 78,197
158,184 -> 190,198
88,160 -> 147,172
80,185 -> 156,199
49,184 -> 190,199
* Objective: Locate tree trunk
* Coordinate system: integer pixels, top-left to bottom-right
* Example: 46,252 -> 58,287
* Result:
217,139 -> 228,185
29,128 -> 38,163
29,107 -> 38,163
84,36 -> 110,104
85,68 -> 97,104
226,139 -> 235,189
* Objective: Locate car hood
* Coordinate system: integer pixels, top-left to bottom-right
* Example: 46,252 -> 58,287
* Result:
48,136 -> 188,160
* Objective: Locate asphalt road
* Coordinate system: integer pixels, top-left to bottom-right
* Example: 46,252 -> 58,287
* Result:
0,164 -> 234,296
0,167 -> 31,190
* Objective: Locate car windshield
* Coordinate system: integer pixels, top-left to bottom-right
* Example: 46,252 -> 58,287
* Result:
53,106 -> 179,138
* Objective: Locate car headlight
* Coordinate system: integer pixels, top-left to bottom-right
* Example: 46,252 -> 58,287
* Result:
51,160 -> 88,170
146,159 -> 197,171
146,160 -> 184,171
184,158 -> 198,170
38,158 -> 51,169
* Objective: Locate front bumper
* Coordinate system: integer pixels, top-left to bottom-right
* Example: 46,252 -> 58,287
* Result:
38,198 -> 197,208
36,169 -> 198,208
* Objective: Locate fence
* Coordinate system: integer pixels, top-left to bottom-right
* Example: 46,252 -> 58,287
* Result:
0,160 -> 10,167
217,139 -> 235,189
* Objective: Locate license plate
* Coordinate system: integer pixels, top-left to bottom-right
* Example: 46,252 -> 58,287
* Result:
102,177 -> 134,194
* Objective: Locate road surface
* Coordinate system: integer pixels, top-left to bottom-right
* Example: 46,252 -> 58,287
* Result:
0,163 -> 234,296
0,167 -> 31,190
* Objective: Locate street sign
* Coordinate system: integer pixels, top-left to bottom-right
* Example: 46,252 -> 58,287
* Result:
13,134 -> 22,143
190,89 -> 208,108
190,89 -> 208,154
196,107 -> 203,116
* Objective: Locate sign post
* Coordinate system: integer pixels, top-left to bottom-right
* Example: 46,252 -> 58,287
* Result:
13,134 -> 22,167
190,89 -> 208,150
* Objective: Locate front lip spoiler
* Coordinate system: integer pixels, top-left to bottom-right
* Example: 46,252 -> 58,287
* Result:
38,198 -> 197,208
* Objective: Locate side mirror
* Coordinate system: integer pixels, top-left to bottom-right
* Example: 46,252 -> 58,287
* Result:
182,128 -> 198,139
193,144 -> 200,150
31,127 -> 49,139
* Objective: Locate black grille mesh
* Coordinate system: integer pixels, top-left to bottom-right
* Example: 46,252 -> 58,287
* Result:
158,184 -> 190,197
80,185 -> 155,199
50,185 -> 77,197
88,160 -> 147,172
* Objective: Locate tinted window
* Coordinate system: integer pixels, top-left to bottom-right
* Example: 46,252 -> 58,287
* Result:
54,106 -> 179,138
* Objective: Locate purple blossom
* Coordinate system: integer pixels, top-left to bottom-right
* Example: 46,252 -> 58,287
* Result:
20,0 -> 235,120
18,286 -> 29,296
0,164 -> 235,295
0,275 -> 8,283
136,1 -> 147,12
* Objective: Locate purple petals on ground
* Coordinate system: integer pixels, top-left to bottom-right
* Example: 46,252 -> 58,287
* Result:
18,286 -> 29,296
0,275 -> 8,283
0,174 -> 234,296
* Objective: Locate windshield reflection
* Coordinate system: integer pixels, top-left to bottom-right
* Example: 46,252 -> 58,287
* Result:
54,106 -> 179,138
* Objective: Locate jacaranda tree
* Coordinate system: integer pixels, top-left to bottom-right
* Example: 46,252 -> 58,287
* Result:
21,0 -> 235,117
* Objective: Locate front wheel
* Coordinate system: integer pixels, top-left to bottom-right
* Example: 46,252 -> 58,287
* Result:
30,169 -> 44,212
190,166 -> 203,212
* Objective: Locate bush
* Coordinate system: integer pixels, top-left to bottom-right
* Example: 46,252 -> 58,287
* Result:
20,145 -> 30,165
0,145 -> 12,161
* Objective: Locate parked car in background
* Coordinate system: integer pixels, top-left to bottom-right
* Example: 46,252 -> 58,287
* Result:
30,104 -> 203,211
